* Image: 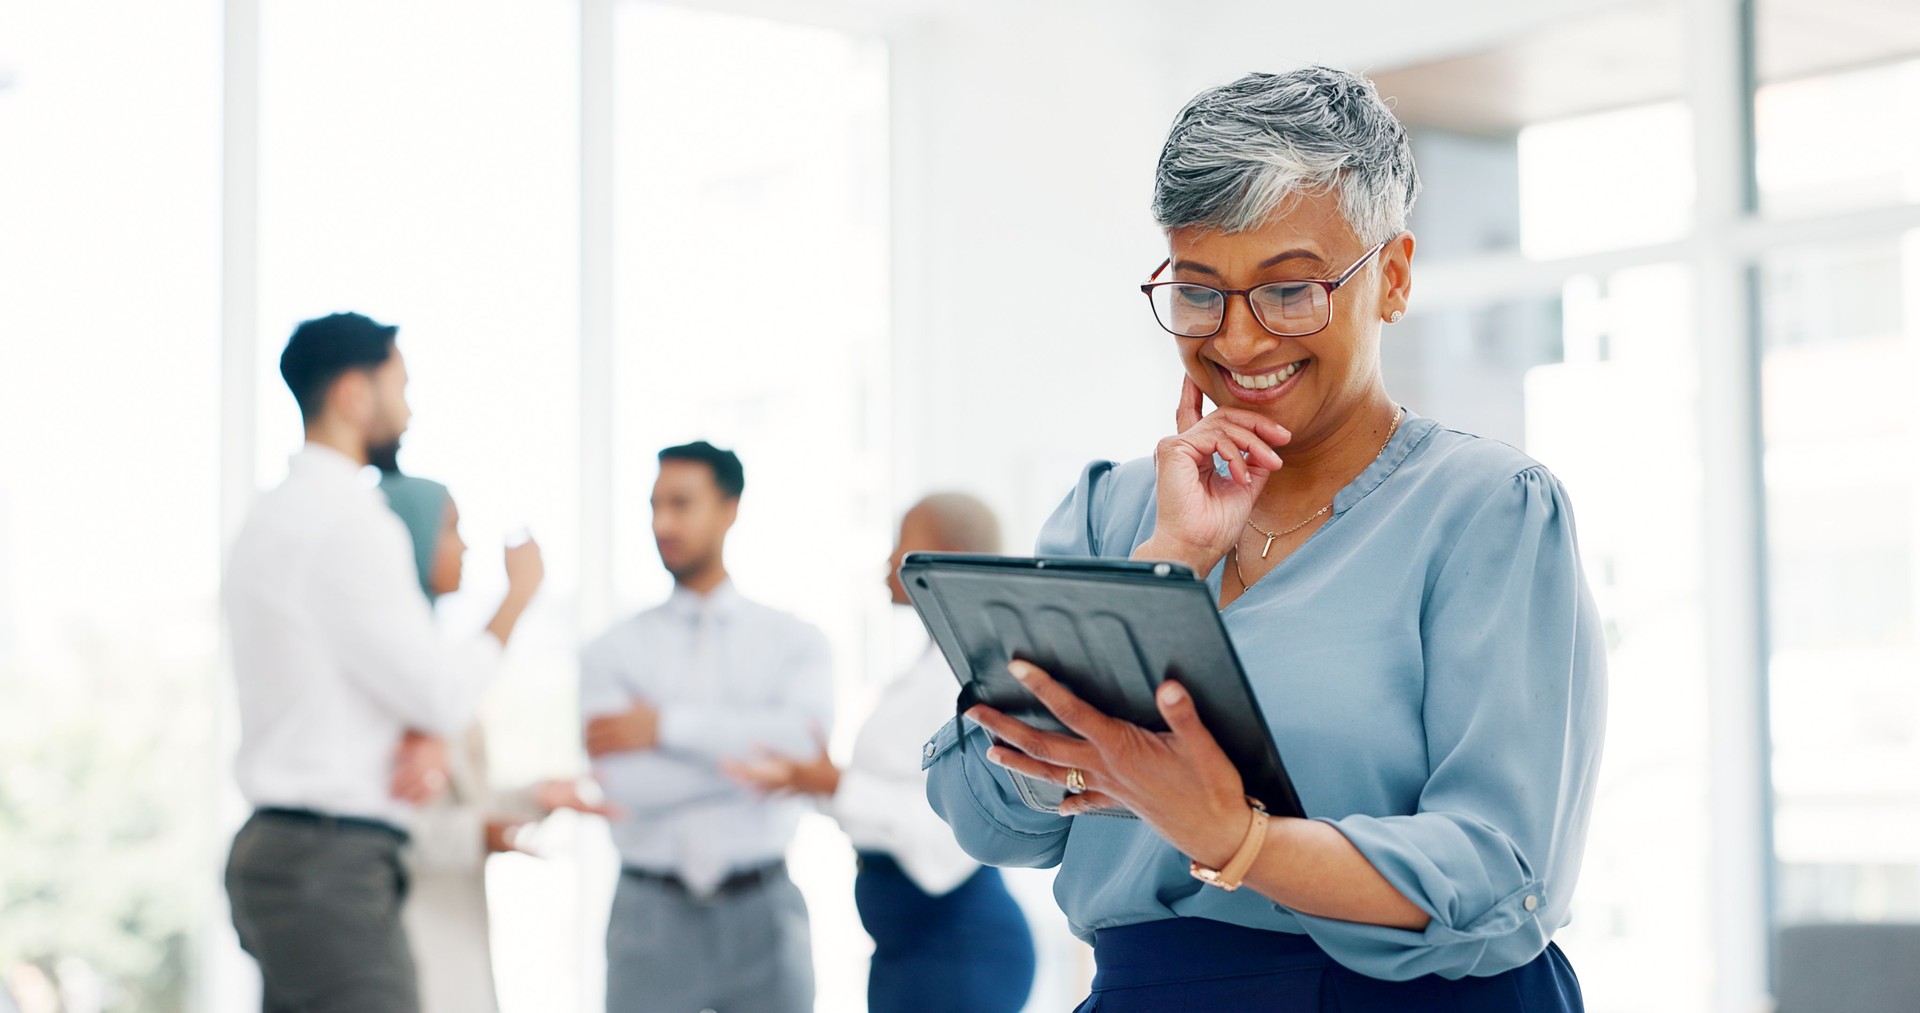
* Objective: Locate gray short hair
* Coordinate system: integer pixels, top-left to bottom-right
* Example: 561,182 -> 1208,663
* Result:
1152,67 -> 1421,244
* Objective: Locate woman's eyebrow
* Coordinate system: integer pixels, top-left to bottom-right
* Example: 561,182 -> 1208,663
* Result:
1257,249 -> 1324,269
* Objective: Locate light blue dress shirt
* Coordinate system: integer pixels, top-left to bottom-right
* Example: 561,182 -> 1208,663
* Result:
582,580 -> 834,895
924,411 -> 1607,981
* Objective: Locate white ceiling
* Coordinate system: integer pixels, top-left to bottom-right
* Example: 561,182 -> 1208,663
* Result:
1372,5 -> 1685,135
1369,0 -> 1920,135
1759,0 -> 1920,80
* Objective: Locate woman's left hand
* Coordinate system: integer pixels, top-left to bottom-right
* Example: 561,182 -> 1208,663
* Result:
968,660 -> 1255,868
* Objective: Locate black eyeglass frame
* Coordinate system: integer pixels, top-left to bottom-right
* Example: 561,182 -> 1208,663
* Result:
1139,239 -> 1390,339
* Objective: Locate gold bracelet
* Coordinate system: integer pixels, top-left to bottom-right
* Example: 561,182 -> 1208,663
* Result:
1188,798 -> 1270,892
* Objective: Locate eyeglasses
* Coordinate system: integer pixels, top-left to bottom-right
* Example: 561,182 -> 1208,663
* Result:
1140,240 -> 1388,339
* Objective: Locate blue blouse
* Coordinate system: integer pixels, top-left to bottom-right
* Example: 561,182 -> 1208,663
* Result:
923,410 -> 1607,981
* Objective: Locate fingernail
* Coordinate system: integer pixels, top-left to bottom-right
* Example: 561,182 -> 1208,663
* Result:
1160,682 -> 1185,705
964,706 -> 984,722
985,746 -> 1005,764
1008,662 -> 1031,680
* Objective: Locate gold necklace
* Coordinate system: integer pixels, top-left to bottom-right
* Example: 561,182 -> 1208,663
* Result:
1232,407 -> 1404,590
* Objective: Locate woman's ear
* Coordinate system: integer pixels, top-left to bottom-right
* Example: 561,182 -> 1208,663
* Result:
1379,231 -> 1415,322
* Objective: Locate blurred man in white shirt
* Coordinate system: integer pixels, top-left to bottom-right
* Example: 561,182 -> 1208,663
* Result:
582,442 -> 833,1013
223,312 -> 543,1013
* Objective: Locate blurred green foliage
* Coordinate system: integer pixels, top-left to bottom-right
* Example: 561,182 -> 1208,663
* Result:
1,615 -> 216,1012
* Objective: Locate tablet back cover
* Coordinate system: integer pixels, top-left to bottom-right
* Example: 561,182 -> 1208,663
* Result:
903,554 -> 1304,818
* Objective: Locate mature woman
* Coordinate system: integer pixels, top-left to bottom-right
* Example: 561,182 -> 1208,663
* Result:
379,472 -> 610,1013
726,493 -> 1036,1013
923,67 -> 1605,1011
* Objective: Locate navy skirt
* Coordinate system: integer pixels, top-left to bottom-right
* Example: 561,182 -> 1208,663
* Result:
854,852 -> 1036,1013
1075,917 -> 1583,1013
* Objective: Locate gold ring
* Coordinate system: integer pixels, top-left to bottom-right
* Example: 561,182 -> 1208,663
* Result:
1065,768 -> 1087,795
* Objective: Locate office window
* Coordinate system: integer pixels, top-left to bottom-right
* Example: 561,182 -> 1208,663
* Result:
1522,264 -> 1712,1013
0,1 -> 222,1009
1516,103 -> 1694,259
1762,233 -> 1920,925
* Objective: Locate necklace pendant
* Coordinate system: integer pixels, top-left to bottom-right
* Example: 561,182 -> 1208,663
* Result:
1260,533 -> 1277,559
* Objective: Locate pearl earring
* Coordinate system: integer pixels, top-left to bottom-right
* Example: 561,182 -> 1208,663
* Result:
1389,310 -> 1404,323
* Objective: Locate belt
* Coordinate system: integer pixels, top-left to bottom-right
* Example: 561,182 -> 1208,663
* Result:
254,807 -> 409,843
622,860 -> 785,898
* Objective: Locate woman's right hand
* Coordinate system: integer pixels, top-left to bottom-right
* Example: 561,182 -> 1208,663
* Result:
503,536 -> 545,601
487,536 -> 546,646
1132,377 -> 1288,574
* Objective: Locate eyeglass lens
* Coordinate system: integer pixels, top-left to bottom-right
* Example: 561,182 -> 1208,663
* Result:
1147,281 -> 1330,337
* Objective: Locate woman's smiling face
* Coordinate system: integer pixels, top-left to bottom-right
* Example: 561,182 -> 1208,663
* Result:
1165,190 -> 1411,448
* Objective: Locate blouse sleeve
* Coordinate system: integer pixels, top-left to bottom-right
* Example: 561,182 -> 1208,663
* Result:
1291,466 -> 1607,980
922,461 -> 1116,868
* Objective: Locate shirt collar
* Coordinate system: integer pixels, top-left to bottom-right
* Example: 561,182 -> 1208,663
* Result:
1332,406 -> 1437,516
291,443 -> 376,486
666,578 -> 742,622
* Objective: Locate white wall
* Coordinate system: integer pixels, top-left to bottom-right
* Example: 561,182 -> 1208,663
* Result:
887,4 -> 1180,548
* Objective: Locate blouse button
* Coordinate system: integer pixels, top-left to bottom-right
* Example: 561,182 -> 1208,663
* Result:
923,741 -> 937,760
1523,895 -> 1539,912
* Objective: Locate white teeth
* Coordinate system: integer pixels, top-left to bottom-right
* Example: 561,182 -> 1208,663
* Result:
1229,361 -> 1303,390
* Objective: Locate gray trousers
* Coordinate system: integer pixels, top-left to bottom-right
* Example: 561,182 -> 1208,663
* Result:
225,810 -> 418,1013
606,867 -> 813,1013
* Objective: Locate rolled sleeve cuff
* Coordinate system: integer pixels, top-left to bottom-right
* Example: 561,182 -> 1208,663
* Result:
923,719 -> 1068,856
1295,814 -> 1552,979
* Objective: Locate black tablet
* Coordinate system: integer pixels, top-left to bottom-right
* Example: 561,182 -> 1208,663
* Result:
901,552 -> 1304,819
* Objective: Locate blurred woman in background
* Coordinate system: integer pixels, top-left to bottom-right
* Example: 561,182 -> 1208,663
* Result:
379,471 -> 614,1013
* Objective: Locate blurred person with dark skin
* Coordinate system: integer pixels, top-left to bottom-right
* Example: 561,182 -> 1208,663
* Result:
223,312 -> 544,1013
581,442 -> 833,1013
924,68 -> 1603,1011
728,493 -> 1036,1013
378,470 -> 615,1013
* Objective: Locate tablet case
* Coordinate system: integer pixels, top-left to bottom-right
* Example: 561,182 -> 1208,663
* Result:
902,553 -> 1305,819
